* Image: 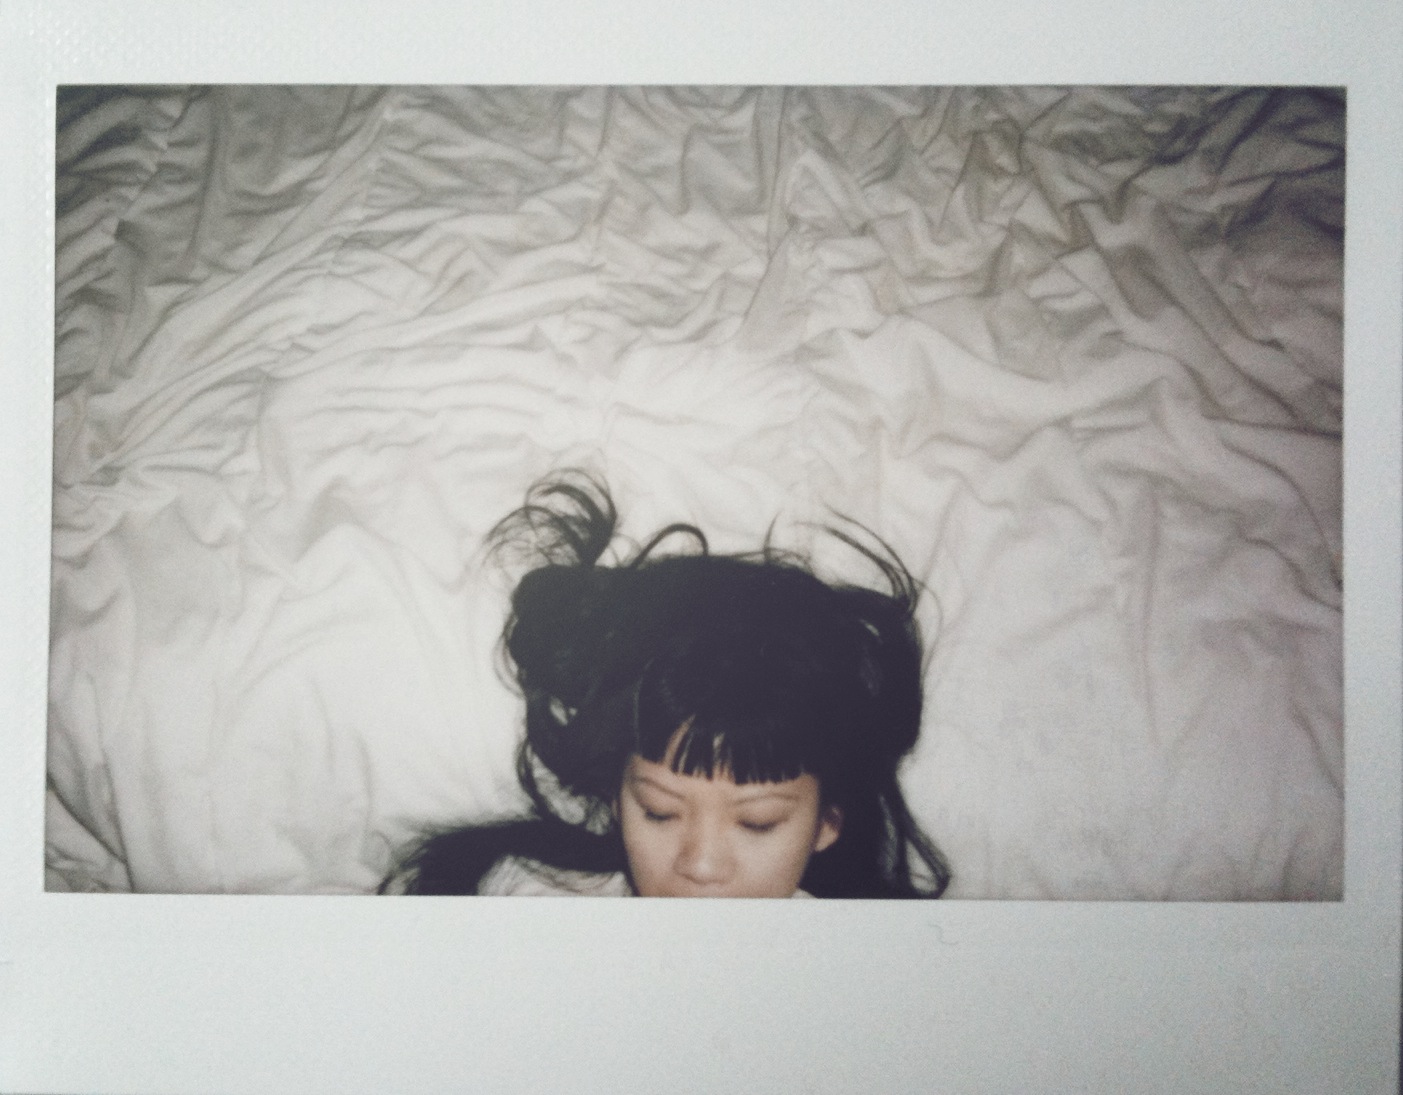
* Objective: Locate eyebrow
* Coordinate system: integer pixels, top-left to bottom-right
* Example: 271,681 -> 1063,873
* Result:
731,784 -> 804,803
629,774 -> 683,800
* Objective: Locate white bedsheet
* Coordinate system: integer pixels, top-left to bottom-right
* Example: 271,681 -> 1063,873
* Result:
49,86 -> 1343,898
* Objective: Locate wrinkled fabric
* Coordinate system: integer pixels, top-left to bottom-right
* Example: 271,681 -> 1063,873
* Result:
49,86 -> 1343,898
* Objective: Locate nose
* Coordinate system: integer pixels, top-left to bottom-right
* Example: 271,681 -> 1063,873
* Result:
674,817 -> 734,888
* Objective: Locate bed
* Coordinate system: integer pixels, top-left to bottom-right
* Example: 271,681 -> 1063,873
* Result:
47,85 -> 1344,899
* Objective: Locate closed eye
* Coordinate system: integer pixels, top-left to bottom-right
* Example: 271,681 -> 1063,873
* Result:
740,820 -> 781,833
643,809 -> 677,823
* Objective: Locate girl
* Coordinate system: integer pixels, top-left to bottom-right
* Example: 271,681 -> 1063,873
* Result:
385,473 -> 949,898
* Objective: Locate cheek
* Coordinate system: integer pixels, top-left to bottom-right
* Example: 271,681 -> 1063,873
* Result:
619,820 -> 694,898
617,806 -> 669,877
731,816 -> 826,892
771,827 -> 823,878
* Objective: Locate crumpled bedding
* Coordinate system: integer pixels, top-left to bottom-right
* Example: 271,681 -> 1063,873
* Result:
48,86 -> 1343,898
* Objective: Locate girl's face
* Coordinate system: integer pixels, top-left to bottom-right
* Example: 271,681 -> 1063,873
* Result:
616,752 -> 841,897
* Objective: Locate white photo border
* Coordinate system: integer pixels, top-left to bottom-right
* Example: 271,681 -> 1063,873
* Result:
3,1 -> 1399,1092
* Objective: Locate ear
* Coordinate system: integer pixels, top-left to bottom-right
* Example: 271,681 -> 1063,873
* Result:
813,804 -> 843,853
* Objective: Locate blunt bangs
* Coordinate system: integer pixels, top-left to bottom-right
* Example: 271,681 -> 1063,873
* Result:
647,711 -> 814,787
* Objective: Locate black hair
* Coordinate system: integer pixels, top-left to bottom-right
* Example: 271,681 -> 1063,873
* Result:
388,471 -> 950,898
